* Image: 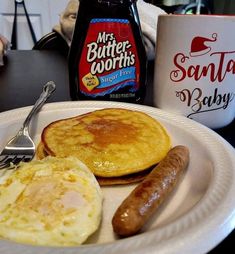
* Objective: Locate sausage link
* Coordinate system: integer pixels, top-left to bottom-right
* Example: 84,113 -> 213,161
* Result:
112,145 -> 189,237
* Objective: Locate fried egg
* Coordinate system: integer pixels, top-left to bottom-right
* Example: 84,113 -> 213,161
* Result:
0,157 -> 102,246
41,108 -> 171,178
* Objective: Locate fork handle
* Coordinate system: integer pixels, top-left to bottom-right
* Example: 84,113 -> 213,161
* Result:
21,81 -> 56,134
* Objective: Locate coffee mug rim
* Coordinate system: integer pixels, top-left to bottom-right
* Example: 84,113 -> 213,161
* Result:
159,14 -> 235,18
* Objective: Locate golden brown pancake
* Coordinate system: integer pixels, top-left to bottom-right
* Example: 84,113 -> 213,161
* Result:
36,141 -> 154,186
36,141 -> 49,160
96,167 -> 154,186
40,108 -> 171,179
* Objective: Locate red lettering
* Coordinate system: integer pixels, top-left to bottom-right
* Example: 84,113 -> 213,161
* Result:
202,63 -> 216,82
188,65 -> 197,79
170,53 -> 188,82
225,59 -> 235,75
171,51 -> 235,83
211,51 -> 226,82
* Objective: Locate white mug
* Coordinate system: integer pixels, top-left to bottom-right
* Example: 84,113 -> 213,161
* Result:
154,14 -> 235,129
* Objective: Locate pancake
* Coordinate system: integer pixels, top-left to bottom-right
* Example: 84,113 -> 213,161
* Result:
36,141 -> 49,160
36,141 -> 154,186
40,108 -> 171,178
96,167 -> 154,186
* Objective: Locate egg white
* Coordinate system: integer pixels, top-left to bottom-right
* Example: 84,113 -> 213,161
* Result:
0,156 -> 103,246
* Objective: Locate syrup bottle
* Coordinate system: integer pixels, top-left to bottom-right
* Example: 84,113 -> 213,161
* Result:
68,0 -> 147,103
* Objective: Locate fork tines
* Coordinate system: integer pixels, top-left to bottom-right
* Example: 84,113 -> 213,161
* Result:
0,155 -> 33,169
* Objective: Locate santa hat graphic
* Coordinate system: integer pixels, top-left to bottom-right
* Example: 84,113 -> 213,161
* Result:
190,33 -> 217,57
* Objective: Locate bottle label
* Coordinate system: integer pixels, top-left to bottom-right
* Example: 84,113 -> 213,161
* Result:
78,18 -> 140,98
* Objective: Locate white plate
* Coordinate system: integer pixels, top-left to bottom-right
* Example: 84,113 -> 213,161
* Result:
0,101 -> 234,254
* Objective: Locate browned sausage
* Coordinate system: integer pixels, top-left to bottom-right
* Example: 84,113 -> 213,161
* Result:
112,145 -> 189,237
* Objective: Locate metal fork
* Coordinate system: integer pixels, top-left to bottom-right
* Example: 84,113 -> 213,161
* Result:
0,81 -> 56,169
